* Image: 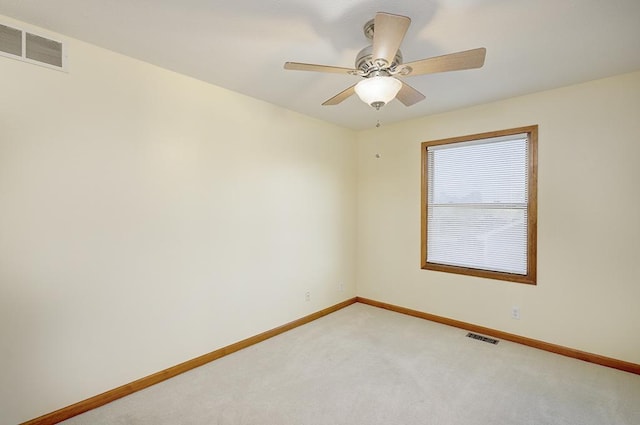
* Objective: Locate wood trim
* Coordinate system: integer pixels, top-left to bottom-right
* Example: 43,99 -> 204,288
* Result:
21,297 -> 357,425
527,125 -> 538,284
420,141 -> 429,273
356,297 -> 640,375
420,125 -> 538,285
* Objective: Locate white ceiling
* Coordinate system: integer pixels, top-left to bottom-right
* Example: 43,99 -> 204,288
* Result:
1,0 -> 639,130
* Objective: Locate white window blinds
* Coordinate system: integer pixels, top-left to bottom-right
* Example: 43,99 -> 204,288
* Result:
426,134 -> 529,275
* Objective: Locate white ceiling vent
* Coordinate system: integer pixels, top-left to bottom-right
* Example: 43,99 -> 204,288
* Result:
0,23 -> 66,71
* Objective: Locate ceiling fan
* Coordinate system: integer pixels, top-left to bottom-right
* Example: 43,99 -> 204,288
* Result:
284,12 -> 486,110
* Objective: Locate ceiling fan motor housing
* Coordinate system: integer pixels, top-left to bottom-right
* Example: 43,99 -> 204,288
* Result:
355,45 -> 403,76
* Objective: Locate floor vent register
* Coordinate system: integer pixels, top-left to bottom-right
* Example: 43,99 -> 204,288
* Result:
466,332 -> 499,345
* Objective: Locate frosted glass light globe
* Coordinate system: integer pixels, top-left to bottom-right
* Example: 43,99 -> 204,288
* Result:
354,76 -> 402,109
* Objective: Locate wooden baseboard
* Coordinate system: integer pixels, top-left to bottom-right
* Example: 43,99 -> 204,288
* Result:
356,297 -> 640,375
21,297 -> 357,425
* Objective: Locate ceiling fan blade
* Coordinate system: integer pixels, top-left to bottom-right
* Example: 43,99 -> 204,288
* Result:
372,12 -> 411,66
396,81 -> 426,106
284,62 -> 358,74
322,84 -> 356,105
400,48 -> 486,76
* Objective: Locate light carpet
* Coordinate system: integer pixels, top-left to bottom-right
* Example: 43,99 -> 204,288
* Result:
61,303 -> 640,424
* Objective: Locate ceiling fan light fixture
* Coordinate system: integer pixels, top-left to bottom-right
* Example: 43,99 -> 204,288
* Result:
284,12 -> 485,110
354,76 -> 402,109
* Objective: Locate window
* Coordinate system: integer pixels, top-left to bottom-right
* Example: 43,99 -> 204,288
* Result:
421,126 -> 537,284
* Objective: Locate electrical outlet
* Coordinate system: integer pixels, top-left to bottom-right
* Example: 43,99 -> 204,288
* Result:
511,306 -> 521,320
305,291 -> 311,302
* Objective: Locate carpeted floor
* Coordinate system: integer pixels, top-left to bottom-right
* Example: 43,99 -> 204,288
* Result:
61,303 -> 640,424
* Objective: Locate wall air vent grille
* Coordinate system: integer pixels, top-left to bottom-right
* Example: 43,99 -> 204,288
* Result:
26,32 -> 63,67
0,22 -> 66,71
0,24 -> 22,56
466,332 -> 499,345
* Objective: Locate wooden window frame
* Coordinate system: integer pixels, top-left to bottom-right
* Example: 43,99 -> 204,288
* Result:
420,125 -> 538,285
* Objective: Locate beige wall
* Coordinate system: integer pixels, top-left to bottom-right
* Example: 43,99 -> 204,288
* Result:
0,17 -> 357,424
357,70 -> 640,365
